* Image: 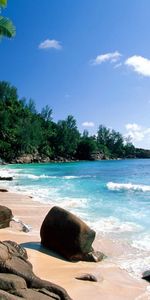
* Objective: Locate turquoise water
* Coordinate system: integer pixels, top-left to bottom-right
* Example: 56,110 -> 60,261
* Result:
1,159 -> 150,277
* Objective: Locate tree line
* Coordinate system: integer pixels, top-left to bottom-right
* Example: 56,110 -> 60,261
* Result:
0,81 -> 149,163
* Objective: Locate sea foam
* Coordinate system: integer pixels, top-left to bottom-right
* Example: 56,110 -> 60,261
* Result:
107,182 -> 150,192
119,255 -> 150,279
16,174 -> 93,180
88,217 -> 142,234
132,235 -> 150,251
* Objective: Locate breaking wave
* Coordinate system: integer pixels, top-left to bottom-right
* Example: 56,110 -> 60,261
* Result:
18,174 -> 56,180
62,175 -> 93,179
107,182 -> 150,192
15,174 -> 94,180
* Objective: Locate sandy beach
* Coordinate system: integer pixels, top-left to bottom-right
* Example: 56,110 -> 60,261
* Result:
0,191 -> 149,300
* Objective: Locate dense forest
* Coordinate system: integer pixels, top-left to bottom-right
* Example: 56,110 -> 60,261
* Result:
0,81 -> 149,163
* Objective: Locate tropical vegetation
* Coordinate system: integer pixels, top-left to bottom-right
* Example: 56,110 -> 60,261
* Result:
0,81 -> 149,163
0,0 -> 16,39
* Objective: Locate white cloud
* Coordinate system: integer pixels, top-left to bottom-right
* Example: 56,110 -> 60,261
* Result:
91,51 -> 121,66
125,123 -> 150,148
82,122 -> 95,128
125,55 -> 150,77
39,39 -> 62,50
126,123 -> 141,132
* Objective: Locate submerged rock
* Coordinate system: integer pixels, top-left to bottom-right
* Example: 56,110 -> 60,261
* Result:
40,206 -> 105,262
0,188 -> 8,192
142,270 -> 150,282
0,176 -> 13,181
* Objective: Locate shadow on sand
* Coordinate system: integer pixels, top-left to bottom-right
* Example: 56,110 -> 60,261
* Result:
20,241 -> 70,262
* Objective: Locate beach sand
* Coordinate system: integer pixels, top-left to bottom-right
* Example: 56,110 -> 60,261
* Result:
0,191 -> 149,300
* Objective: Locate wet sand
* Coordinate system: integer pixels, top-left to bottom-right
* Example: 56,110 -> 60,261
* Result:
0,191 -> 149,300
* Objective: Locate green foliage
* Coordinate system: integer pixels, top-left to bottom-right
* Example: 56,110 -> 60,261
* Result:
41,105 -> 53,122
135,148 -> 150,158
124,140 -> 136,158
0,0 -> 7,8
76,135 -> 97,160
1,81 -> 147,163
0,0 -> 16,39
0,16 -> 15,38
55,115 -> 80,158
97,125 -> 126,158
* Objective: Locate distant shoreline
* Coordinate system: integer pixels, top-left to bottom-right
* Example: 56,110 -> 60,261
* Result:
1,156 -> 150,166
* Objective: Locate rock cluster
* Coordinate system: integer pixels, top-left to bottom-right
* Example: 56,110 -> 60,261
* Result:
12,154 -> 78,164
0,240 -> 72,300
0,205 -> 106,299
13,153 -> 50,164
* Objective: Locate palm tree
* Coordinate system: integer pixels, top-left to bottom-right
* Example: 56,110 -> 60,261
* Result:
0,0 -> 7,8
0,0 -> 16,38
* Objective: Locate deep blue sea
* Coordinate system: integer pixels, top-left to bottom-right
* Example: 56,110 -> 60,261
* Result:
1,159 -> 150,278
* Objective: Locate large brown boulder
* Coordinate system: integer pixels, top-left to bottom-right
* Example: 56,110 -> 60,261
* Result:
40,206 -> 96,261
0,205 -> 13,228
0,240 -> 72,300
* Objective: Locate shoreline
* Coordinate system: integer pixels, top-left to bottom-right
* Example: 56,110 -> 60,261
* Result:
0,191 -> 149,299
1,156 -> 150,166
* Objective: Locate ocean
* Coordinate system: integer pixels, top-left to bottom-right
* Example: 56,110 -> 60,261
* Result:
0,159 -> 150,279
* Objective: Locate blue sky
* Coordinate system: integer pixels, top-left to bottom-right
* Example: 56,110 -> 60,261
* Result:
1,0 -> 150,148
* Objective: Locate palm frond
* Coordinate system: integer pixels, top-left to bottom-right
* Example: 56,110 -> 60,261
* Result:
0,16 -> 16,38
0,0 -> 7,8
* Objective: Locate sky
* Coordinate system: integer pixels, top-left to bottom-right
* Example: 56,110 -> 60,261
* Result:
1,0 -> 150,149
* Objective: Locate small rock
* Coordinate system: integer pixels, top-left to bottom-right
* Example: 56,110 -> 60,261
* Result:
0,176 -> 13,181
11,217 -> 30,233
83,250 -> 106,262
22,224 -> 30,233
75,273 -> 98,282
0,188 -> 8,192
142,270 -> 150,282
